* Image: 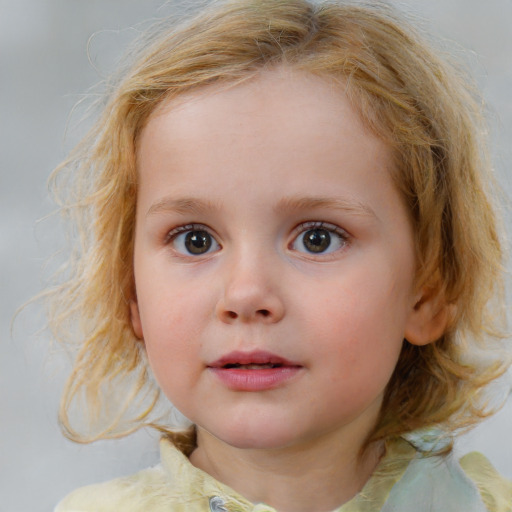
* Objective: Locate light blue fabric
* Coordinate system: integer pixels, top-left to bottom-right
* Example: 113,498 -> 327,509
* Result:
382,430 -> 487,512
382,452 -> 487,512
56,432 -> 510,511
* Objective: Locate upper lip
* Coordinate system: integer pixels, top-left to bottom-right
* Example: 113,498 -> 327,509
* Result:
208,350 -> 302,368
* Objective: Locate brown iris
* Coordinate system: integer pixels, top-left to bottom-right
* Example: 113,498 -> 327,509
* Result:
302,228 -> 331,253
185,230 -> 212,254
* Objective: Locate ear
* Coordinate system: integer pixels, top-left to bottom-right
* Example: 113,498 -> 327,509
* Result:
404,287 -> 455,346
130,299 -> 144,339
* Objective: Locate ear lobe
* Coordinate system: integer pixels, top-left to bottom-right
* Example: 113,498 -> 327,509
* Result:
404,288 -> 455,346
130,300 -> 144,339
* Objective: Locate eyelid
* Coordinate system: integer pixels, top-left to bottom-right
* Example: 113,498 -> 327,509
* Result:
289,221 -> 351,255
164,223 -> 221,257
290,221 -> 350,239
165,223 -> 214,243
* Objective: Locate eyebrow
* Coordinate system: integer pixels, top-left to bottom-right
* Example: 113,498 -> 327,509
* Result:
146,195 -> 377,219
146,197 -> 222,217
275,196 -> 377,219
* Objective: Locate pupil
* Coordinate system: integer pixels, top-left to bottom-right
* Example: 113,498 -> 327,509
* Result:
304,229 -> 331,253
185,230 -> 212,254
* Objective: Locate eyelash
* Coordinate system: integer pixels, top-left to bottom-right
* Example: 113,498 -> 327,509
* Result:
164,221 -> 350,257
165,223 -> 221,257
164,223 -> 213,244
290,221 -> 351,255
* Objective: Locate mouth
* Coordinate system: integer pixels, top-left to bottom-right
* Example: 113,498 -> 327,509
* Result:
222,363 -> 284,369
207,351 -> 303,391
208,350 -> 301,369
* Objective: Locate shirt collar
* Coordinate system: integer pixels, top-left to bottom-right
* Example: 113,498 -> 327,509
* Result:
158,436 -> 417,512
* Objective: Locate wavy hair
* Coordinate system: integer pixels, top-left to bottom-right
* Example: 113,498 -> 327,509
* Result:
47,0 -> 508,446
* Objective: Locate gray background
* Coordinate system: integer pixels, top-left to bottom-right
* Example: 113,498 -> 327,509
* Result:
1,1 -> 511,511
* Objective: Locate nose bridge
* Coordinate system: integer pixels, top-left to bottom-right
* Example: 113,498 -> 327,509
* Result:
217,239 -> 284,323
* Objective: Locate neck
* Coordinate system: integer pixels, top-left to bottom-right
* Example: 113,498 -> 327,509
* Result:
189,427 -> 384,512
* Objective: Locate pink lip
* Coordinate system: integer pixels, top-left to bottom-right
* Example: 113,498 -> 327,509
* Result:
208,350 -> 303,391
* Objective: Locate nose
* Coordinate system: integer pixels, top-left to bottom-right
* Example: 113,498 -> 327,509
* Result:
216,253 -> 285,324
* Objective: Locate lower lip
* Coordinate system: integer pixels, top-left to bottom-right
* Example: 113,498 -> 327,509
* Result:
208,367 -> 302,391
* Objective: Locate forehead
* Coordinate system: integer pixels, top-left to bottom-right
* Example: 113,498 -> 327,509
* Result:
138,67 -> 392,176
136,67 -> 400,222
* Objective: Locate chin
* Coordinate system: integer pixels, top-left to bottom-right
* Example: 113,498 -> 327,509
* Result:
210,421 -> 304,451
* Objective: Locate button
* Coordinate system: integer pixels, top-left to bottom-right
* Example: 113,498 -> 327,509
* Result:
209,496 -> 228,512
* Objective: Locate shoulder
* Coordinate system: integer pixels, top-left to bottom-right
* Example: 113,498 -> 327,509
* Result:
460,451 -> 512,512
375,435 -> 512,512
54,464 -> 181,512
54,438 -> 251,512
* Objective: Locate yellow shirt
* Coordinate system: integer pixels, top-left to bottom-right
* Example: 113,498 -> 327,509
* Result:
55,437 -> 512,512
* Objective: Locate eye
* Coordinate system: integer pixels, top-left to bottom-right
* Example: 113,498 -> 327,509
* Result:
168,225 -> 220,256
291,222 -> 348,255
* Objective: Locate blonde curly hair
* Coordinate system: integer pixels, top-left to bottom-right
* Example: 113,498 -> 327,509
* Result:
48,0 -> 508,447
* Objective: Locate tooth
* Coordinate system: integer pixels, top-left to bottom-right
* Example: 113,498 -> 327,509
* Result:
223,363 -> 282,369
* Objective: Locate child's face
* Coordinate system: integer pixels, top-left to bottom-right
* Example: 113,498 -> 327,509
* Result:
132,68 -> 421,451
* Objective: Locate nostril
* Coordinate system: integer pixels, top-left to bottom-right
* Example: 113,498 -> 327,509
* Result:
219,307 -> 277,322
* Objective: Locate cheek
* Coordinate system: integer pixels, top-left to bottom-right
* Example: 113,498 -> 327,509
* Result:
298,271 -> 407,380
140,275 -> 220,346
302,272 -> 407,339
141,298 -> 202,408
138,268 -> 212,331
136,287 -> 201,365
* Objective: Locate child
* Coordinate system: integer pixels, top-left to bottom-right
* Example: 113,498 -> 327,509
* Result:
50,0 -> 512,510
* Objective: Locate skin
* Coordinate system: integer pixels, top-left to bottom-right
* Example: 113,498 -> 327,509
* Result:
131,67 -> 439,512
